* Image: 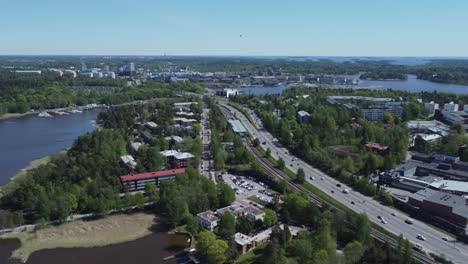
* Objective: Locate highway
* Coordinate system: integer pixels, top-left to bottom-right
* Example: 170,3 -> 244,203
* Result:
219,101 -> 468,264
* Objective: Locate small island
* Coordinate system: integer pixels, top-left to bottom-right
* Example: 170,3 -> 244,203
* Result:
360,71 -> 408,81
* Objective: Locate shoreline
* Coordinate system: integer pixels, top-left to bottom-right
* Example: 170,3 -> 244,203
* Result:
0,112 -> 32,121
0,213 -> 157,263
0,151 -> 67,197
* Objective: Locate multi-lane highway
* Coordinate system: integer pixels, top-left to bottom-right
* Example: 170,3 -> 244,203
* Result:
219,101 -> 468,264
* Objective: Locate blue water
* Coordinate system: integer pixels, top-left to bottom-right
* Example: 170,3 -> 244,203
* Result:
225,74 -> 468,95
0,109 -> 103,185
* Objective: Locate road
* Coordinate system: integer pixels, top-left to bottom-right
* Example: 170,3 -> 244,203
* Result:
219,101 -> 468,264
200,108 -> 216,184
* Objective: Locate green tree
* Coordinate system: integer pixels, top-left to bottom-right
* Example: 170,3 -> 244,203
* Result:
260,238 -> 287,264
296,168 -> 305,184
264,208 -> 278,227
218,213 -> 236,240
196,231 -> 228,264
277,157 -> 285,170
185,214 -> 200,235
218,183 -> 235,207
343,241 -> 364,264
356,213 -> 372,247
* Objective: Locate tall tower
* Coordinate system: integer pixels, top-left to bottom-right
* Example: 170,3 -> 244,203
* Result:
81,61 -> 87,72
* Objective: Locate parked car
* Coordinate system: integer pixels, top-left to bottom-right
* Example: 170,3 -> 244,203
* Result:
405,218 -> 414,224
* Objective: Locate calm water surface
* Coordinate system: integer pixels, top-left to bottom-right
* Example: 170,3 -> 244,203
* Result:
0,109 -> 103,185
1,233 -> 189,264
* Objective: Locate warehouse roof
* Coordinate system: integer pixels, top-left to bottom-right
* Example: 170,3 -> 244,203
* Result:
120,168 -> 185,182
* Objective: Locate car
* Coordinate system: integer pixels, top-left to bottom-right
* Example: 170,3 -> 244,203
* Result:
381,219 -> 387,224
351,201 -> 355,205
336,183 -> 342,187
290,164 -> 293,167
416,234 -> 426,241
331,190 -> 335,193
342,189 -> 349,194
442,237 -> 449,241
310,176 -> 315,180
320,177 -> 324,180
405,218 -> 414,224
262,141 -> 266,145
377,215 -> 382,220
391,212 -> 397,216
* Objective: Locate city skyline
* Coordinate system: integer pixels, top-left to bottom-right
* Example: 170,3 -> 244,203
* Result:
1,0 -> 468,56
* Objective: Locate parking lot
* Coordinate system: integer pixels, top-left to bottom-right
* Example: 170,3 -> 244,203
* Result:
218,172 -> 276,206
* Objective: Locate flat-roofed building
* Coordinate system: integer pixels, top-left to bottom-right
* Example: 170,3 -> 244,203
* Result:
444,102 -> 459,112
228,120 -> 247,134
160,150 -> 195,168
144,121 -> 158,130
197,210 -> 220,231
120,155 -> 137,169
120,168 -> 186,192
297,110 -> 310,124
425,101 -> 439,115
15,70 -> 42,75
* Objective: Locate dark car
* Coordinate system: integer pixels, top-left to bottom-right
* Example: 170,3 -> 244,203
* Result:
336,183 -> 342,187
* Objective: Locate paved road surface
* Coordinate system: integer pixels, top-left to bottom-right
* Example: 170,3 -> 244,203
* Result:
201,108 -> 216,184
220,101 -> 468,264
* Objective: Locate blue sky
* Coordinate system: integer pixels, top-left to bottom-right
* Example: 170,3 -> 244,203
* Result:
1,0 -> 467,56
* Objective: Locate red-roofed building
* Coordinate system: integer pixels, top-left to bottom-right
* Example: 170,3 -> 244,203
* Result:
366,142 -> 389,153
120,168 -> 186,191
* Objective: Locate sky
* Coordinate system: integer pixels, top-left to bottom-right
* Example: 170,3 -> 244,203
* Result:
1,0 -> 468,56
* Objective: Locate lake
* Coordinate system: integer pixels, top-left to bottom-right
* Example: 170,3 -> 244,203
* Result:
0,109 -> 103,186
230,74 -> 468,96
1,232 -> 190,264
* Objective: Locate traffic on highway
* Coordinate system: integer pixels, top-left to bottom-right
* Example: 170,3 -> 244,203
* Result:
220,101 -> 468,264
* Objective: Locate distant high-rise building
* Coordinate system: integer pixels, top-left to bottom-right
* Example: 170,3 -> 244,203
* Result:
103,65 -> 110,72
108,72 -> 116,79
444,102 -> 459,112
81,62 -> 87,72
424,101 -> 439,115
129,62 -> 135,72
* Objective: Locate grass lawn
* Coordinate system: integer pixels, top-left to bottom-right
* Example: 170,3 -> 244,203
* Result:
1,213 -> 156,262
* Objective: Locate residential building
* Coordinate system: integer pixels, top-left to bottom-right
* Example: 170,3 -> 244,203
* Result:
160,150 -> 195,168
235,225 -> 303,254
120,168 -> 185,191
164,135 -> 184,143
64,70 -> 77,78
131,142 -> 143,152
197,210 -> 220,231
243,206 -> 265,222
297,110 -> 310,123
173,117 -> 198,127
365,142 -> 389,153
120,155 -> 137,169
444,102 -> 459,112
425,101 -> 439,115
141,131 -> 153,143
360,107 -> 390,121
442,111 -> 466,125
216,88 -> 239,97
144,121 -> 158,130
15,70 -> 41,75
174,102 -> 197,110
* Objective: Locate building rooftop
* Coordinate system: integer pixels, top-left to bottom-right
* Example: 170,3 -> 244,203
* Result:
297,110 -> 310,117
164,135 -> 184,143
197,210 -> 220,223
243,206 -> 265,217
145,121 -> 158,128
160,150 -> 195,160
228,120 -> 247,133
216,203 -> 246,216
131,142 -> 143,151
120,155 -> 137,168
235,233 -> 254,246
429,180 -> 468,194
409,188 -> 438,203
120,168 -> 185,182
365,142 -> 389,151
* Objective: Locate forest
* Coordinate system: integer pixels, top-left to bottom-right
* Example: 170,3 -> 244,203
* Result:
0,69 -> 203,115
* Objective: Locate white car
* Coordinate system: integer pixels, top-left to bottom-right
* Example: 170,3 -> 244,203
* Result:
381,219 -> 387,224
442,237 -> 449,241
417,234 -> 426,241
